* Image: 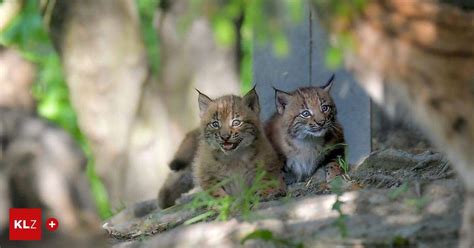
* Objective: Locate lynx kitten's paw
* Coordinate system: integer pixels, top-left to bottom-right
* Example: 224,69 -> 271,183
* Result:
325,162 -> 343,181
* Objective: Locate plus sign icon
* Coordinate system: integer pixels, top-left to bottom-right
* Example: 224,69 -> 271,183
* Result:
45,218 -> 59,232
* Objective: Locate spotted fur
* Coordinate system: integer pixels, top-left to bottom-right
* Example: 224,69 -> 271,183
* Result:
194,88 -> 285,197
265,74 -> 346,184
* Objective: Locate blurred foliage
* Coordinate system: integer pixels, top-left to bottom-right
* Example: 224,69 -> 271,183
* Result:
241,229 -> 304,247
183,0 -> 303,93
185,168 -> 278,224
0,0 -> 366,221
389,182 -> 409,200
312,0 -> 366,68
0,0 -> 112,219
137,0 -> 161,76
405,196 -> 430,213
330,176 -> 348,238
240,19 -> 253,93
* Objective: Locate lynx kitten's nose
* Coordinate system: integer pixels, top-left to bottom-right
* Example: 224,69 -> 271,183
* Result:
221,134 -> 231,141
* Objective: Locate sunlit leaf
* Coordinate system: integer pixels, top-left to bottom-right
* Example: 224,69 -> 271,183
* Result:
213,17 -> 236,47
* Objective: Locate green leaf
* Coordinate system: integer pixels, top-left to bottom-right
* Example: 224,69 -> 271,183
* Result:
240,229 -> 274,244
184,211 -> 215,225
325,46 -> 343,69
136,0 -> 160,76
213,17 -> 236,47
405,196 -> 430,212
329,176 -> 344,195
331,200 -> 343,211
389,182 -> 409,200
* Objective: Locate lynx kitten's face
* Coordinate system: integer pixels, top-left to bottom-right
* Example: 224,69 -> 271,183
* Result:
275,78 -> 337,139
198,90 -> 260,153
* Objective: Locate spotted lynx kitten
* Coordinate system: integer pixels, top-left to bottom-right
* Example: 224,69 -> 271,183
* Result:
265,74 -> 346,184
158,89 -> 286,208
193,88 -> 286,197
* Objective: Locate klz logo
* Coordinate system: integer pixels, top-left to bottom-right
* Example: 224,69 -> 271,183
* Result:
9,208 -> 42,240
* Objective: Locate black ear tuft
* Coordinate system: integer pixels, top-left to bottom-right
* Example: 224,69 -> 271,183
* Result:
274,87 -> 291,115
196,89 -> 213,117
321,73 -> 335,92
243,86 -> 260,113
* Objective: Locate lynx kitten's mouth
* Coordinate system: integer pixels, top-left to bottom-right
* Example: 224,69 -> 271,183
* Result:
306,128 -> 327,137
221,142 -> 237,151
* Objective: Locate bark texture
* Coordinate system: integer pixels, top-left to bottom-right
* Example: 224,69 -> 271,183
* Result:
0,47 -> 36,112
317,0 -> 474,246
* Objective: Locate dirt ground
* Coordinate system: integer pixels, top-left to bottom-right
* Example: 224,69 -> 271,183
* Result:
103,149 -> 463,248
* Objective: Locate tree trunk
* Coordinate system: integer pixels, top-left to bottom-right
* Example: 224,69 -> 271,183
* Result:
124,0 -> 240,203
316,0 -> 474,246
50,0 -> 239,205
0,47 -> 36,112
50,0 -> 148,205
0,0 -> 22,32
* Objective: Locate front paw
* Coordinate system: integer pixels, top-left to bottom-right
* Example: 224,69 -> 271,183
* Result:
259,187 -> 286,198
210,188 -> 227,198
283,171 -> 297,185
325,161 -> 343,181
259,177 -> 287,198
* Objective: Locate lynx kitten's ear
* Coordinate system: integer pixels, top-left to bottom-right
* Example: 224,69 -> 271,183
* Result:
321,73 -> 335,92
243,87 -> 260,113
196,89 -> 213,117
274,88 -> 291,115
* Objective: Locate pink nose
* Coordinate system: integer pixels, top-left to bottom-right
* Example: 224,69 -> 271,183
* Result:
316,120 -> 325,126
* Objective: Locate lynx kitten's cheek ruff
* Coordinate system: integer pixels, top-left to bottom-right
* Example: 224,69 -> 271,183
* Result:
193,88 -> 286,197
266,74 -> 346,184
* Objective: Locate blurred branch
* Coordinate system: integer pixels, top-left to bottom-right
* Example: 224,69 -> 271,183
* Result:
40,0 -> 56,31
0,0 -> 22,32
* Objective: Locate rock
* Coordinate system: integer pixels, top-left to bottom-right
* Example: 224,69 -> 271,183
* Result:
104,149 -> 462,247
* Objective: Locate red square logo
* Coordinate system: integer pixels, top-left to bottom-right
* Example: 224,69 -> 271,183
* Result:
9,208 -> 42,240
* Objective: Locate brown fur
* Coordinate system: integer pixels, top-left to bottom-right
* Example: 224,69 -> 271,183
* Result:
193,88 -> 285,197
157,128 -> 199,208
169,128 -> 200,171
157,167 -> 194,209
265,75 -> 345,184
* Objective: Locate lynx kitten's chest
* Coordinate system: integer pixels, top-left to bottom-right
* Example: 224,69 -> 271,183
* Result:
286,138 -> 325,182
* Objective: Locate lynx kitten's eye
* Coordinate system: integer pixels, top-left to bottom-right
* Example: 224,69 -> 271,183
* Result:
210,121 -> 220,128
321,105 -> 331,113
231,120 -> 242,127
300,110 -> 312,118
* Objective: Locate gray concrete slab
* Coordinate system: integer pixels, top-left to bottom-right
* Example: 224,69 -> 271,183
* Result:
253,7 -> 371,164
253,6 -> 310,122
310,11 -> 371,164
